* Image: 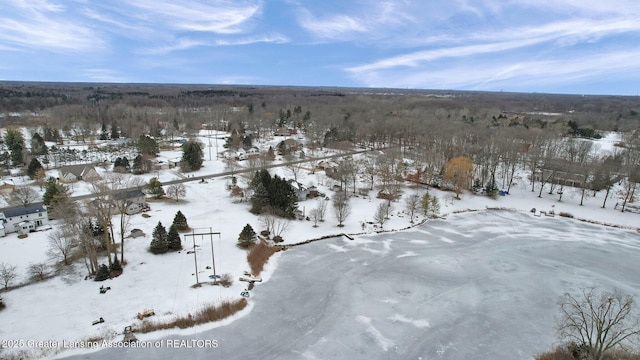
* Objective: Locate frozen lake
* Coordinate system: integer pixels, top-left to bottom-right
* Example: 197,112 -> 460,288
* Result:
62,211 -> 640,360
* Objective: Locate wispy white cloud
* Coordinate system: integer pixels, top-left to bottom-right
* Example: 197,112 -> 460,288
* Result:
141,33 -> 288,55
125,0 -> 262,34
295,1 -> 413,40
0,14 -> 101,52
297,10 -> 367,39
350,49 -> 640,91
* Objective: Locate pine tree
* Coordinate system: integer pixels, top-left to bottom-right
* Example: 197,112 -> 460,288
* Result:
94,264 -> 110,281
167,225 -> 181,251
250,183 -> 270,214
146,177 -> 165,199
237,224 -> 256,249
99,122 -> 108,140
150,222 -> 168,254
30,133 -> 48,155
172,210 -> 189,231
110,120 -> 119,139
180,140 -> 204,172
110,257 -> 122,273
27,158 -> 43,179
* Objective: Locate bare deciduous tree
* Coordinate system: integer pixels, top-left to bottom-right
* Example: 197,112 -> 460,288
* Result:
28,262 -> 49,282
309,208 -> 320,227
167,183 -> 187,202
12,185 -> 39,207
284,154 -> 303,183
374,202 -> 389,227
557,287 -> 640,360
47,228 -> 77,265
404,193 -> 420,223
332,191 -> 351,227
0,262 -> 18,289
317,197 -> 328,222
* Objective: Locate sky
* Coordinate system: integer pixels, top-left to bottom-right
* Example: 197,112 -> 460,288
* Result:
0,0 -> 639,95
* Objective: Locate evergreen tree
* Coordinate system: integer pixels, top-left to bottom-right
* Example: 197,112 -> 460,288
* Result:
110,120 -> 119,139
485,175 -> 499,197
136,135 -> 159,156
30,133 -> 48,155
42,177 -> 69,207
150,222 -> 168,254
9,143 -> 23,166
237,224 -> 256,249
250,183 -> 270,214
99,122 -> 108,140
180,140 -> 204,172
167,225 -> 181,250
27,158 -> 43,179
110,257 -> 122,272
172,210 -> 189,231
145,177 -> 165,198
94,264 -> 110,281
249,170 -> 297,217
132,154 -> 151,174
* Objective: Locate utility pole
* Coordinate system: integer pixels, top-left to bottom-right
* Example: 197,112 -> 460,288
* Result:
184,229 -> 221,285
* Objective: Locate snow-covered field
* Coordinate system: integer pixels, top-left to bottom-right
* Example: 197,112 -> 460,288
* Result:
0,131 -> 639,359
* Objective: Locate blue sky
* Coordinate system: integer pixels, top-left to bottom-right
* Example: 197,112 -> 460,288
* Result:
1,0 -> 639,95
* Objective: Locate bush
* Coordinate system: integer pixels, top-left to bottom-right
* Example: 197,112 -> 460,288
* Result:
559,212 -> 574,218
94,264 -> 110,281
110,257 -> 122,273
217,273 -> 233,287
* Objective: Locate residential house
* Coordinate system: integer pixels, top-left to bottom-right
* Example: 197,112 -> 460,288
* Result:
533,160 -> 587,188
58,164 -> 101,183
236,146 -> 260,161
0,179 -> 16,195
274,128 -> 292,136
317,160 -> 338,177
289,181 -> 309,201
112,189 -> 148,215
0,204 -> 49,236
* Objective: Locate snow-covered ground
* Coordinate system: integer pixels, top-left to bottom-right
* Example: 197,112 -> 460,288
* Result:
0,131 -> 639,359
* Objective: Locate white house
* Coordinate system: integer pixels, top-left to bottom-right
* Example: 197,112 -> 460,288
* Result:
236,146 -> 260,160
0,204 -> 49,236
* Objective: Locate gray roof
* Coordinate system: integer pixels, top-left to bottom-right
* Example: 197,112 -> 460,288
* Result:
113,189 -> 145,201
2,204 -> 47,218
59,164 -> 96,177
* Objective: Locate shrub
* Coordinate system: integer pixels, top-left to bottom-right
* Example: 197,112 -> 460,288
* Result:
217,273 -> 233,287
110,257 -> 122,273
137,298 -> 247,333
94,264 -> 110,281
559,212 -> 574,218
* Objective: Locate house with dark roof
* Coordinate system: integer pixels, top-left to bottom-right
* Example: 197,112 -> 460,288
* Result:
58,164 -> 101,183
112,189 -> 147,214
0,204 -> 49,236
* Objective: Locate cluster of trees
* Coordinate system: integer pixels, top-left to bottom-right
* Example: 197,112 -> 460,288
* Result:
249,169 -> 298,218
149,212 -> 188,254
